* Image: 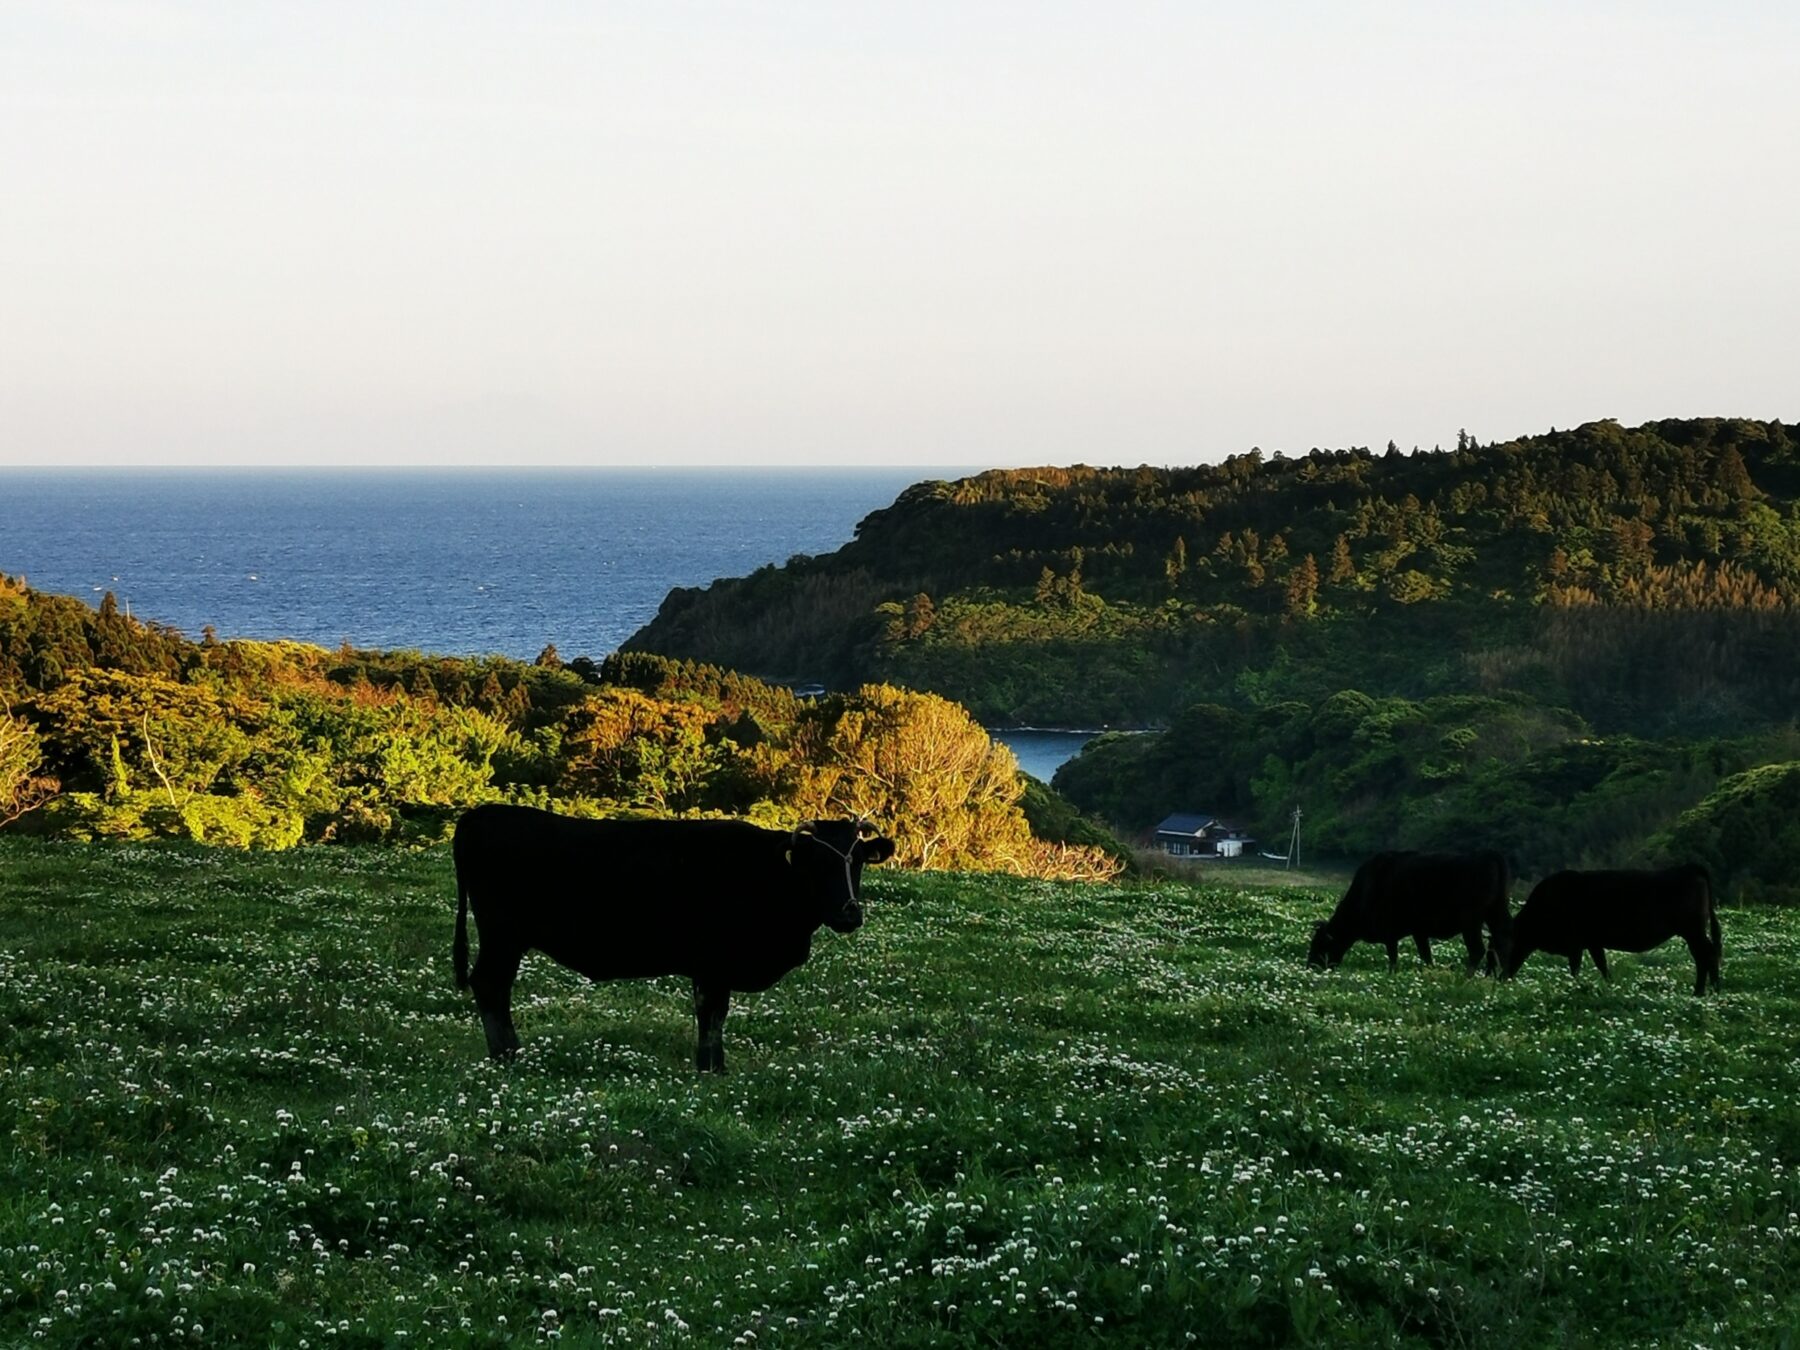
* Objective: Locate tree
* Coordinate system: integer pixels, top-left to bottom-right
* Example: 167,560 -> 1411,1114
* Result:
1611,518 -> 1655,574
557,689 -> 718,809
1164,536 -> 1187,591
1712,445 -> 1756,511
1285,554 -> 1321,617
903,592 -> 937,639
1386,570 -> 1436,605
788,686 -> 1038,872
35,669 -> 255,803
1328,534 -> 1356,584
0,704 -> 57,826
477,669 -> 507,713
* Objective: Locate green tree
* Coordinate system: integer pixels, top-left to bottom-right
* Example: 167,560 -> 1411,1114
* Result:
0,703 -> 56,826
35,669 -> 256,805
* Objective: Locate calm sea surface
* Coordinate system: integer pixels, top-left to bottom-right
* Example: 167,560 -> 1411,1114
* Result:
0,469 -> 928,659
0,469 -> 1092,775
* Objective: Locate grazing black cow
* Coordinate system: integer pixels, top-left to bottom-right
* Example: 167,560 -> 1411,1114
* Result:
1308,850 -> 1512,973
1502,864 -> 1721,995
452,805 -> 897,1069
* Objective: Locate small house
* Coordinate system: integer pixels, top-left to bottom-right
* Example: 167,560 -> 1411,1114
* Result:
1153,812 -> 1256,859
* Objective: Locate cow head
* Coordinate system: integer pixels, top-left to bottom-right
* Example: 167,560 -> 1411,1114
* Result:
1497,907 -> 1536,979
1485,925 -> 1516,976
1307,920 -> 1350,968
790,818 -> 897,933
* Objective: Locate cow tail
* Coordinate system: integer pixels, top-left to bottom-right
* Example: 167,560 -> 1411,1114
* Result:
454,871 -> 471,989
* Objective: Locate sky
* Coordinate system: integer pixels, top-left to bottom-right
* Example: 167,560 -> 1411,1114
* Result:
2,1 -> 1796,468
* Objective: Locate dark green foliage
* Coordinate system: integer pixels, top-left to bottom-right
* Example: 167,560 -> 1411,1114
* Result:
1662,762 -> 1800,903
1015,775 -> 1135,871
1055,686 -> 1800,890
0,574 -> 190,692
624,419 -> 1800,733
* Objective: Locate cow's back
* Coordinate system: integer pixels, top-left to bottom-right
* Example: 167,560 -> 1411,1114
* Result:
1379,851 -> 1506,938
453,806 -> 815,982
1524,866 -> 1711,953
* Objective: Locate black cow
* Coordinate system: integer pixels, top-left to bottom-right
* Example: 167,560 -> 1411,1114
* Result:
1502,864 -> 1721,995
452,805 -> 897,1069
1308,850 -> 1512,973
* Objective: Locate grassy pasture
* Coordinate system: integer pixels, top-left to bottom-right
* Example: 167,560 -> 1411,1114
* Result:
3,840 -> 1799,1348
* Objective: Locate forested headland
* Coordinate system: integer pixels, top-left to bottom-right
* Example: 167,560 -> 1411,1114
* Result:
0,577 -> 1121,879
625,418 -> 1800,893
7,415 -> 1800,898
628,418 -> 1800,731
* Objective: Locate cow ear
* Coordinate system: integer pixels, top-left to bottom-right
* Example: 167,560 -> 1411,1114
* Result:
859,838 -> 896,864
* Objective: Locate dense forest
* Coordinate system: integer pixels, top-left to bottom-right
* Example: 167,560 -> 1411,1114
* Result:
1054,689 -> 1800,892
627,418 -> 1800,732
0,576 -> 1121,879
622,419 -> 1800,895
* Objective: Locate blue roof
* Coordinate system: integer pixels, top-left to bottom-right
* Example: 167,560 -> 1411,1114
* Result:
1155,813 -> 1218,835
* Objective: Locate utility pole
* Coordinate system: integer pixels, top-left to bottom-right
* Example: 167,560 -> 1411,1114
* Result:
1287,806 -> 1303,870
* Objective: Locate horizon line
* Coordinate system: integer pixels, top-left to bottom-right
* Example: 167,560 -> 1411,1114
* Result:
0,461 -> 995,473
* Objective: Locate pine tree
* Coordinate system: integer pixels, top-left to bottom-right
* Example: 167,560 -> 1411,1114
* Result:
904,592 -> 937,638
1165,536 -> 1187,591
1328,534 -> 1355,584
1284,554 -> 1320,617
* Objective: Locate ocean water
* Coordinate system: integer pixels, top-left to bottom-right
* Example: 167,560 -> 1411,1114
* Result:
1000,729 -> 1097,783
0,469 -> 930,661
0,469 -> 1093,776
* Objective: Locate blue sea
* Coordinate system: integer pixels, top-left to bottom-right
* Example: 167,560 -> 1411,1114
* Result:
0,469 -> 928,659
0,469 -> 1092,775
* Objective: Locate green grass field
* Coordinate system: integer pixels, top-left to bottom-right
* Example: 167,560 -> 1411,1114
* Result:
3,840 -> 1799,1348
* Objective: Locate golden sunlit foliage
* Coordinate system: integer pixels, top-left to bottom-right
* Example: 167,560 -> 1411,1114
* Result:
0,578 -> 1118,878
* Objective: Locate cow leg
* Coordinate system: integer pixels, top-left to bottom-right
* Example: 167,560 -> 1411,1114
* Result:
1684,933 -> 1713,996
469,945 -> 524,1058
1461,929 -> 1485,975
1568,951 -> 1582,978
693,981 -> 731,1073
1385,940 -> 1400,972
1414,935 -> 1433,966
1589,947 -> 1610,981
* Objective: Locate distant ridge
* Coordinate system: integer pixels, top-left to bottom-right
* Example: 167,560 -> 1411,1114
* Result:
625,418 -> 1800,733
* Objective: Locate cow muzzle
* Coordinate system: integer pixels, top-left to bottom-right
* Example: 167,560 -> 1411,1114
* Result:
826,901 -> 864,934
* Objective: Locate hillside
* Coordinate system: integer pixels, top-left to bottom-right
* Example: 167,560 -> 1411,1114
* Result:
625,418 -> 1800,733
0,578 -> 1121,876
4,839 -> 1799,1347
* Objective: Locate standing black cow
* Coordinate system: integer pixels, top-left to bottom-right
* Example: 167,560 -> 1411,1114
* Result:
1502,864 -> 1721,995
1308,850 -> 1512,973
452,805 -> 897,1069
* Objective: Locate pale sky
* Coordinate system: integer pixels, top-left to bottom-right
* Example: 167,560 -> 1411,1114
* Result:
3,1 -> 1795,468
